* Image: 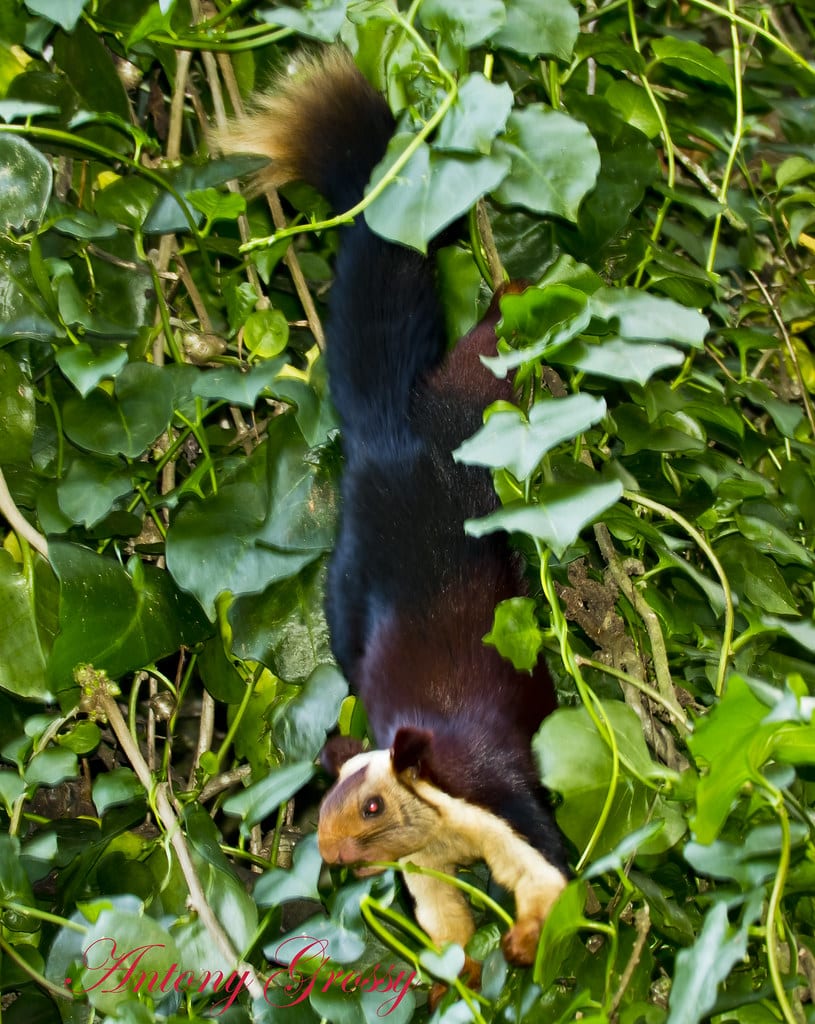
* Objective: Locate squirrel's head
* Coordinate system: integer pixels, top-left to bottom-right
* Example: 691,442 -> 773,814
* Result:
317,727 -> 440,872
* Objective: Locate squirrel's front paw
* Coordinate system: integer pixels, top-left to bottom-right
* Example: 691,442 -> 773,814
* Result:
501,919 -> 542,966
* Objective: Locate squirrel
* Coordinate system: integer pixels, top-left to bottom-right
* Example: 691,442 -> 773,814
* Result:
222,47 -> 569,972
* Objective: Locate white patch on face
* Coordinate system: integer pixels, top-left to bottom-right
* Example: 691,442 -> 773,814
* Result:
336,748 -> 392,782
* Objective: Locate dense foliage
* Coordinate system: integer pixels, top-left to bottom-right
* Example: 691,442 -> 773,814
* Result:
1,0 -> 814,1022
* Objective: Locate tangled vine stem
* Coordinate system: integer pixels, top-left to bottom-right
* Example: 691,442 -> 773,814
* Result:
87,672 -> 265,1001
537,544 -> 620,871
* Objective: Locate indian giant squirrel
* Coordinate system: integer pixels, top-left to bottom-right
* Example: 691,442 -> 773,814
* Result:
224,47 -> 569,969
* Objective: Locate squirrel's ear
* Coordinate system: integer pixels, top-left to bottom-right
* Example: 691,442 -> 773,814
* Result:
391,727 -> 434,776
320,735 -> 364,776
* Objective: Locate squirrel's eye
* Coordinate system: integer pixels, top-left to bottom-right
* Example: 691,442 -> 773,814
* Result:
362,796 -> 384,818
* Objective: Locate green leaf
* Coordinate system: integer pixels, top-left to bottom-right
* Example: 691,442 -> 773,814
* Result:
483,284 -> 592,375
52,21 -> 131,147
466,478 -> 623,557
0,135 -> 51,230
667,894 -> 762,1024
687,675 -> 777,843
762,615 -> 815,654
273,664 -> 347,762
191,357 -> 287,407
419,0 -> 505,49
613,404 -> 706,454
166,414 -> 336,619
197,636 -> 246,705
536,701 -> 684,857
182,803 -> 259,955
91,767 -> 144,815
47,542 -> 211,696
557,96 -> 660,256
0,237 -> 57,340
0,350 -> 35,465
435,74 -> 513,155
418,944 -> 465,984
367,136 -> 510,253
225,279 -> 258,334
492,0 -> 579,60
244,309 -> 289,359
454,394 -> 607,479
56,343 -> 128,397
223,761 -> 315,830
23,0 -> 89,32
187,187 -> 246,226
94,176 -> 159,230
230,560 -> 333,684
776,156 -> 815,188
24,747 -> 78,787
0,835 -> 36,920
684,825 -> 801,889
436,245 -> 482,342
652,37 -> 733,90
126,2 -> 175,48
494,107 -> 601,221
483,597 -> 543,672
0,551 -> 51,701
717,537 -> 798,616
80,903 -> 181,1015
554,338 -> 685,385
605,81 -> 664,139
575,35 -> 646,75
0,770 -> 25,814
259,0 -> 350,41
56,274 -> 138,339
734,514 -> 815,568
254,833 -> 323,906
62,362 -> 180,458
57,720 -> 101,754
535,881 -> 590,989
53,208 -> 117,241
56,458 -> 134,528
143,156 -> 268,234
583,822 -> 666,879
588,287 -> 709,347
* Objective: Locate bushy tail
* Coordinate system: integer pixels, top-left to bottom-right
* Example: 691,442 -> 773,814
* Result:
222,48 -> 446,447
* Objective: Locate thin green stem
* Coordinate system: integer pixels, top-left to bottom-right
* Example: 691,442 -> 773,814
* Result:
684,0 -> 815,76
241,13 -> 458,254
175,403 -> 218,494
622,491 -> 734,696
0,933 -> 75,1001
576,656 -> 691,735
0,899 -> 87,933
706,0 -> 744,274
359,897 -> 489,1022
468,205 -> 494,287
762,784 -> 798,1024
361,893 -> 439,952
366,860 -> 514,928
150,263 -> 185,364
627,0 -> 675,287
211,666 -> 259,772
